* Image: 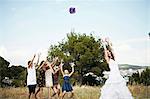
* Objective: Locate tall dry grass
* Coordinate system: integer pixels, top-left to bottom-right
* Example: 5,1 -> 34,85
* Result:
129,85 -> 150,99
0,85 -> 149,99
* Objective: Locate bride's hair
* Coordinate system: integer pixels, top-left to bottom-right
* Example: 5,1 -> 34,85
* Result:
108,50 -> 115,61
105,44 -> 115,60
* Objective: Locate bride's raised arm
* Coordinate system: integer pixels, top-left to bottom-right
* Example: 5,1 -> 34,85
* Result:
105,38 -> 116,60
101,39 -> 110,63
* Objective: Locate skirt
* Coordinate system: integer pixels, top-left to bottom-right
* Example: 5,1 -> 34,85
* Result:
62,82 -> 73,92
100,81 -> 133,99
45,69 -> 53,87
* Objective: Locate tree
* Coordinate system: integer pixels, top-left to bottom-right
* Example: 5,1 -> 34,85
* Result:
130,72 -> 140,85
140,67 -> 150,86
129,67 -> 150,85
0,56 -> 26,87
48,32 -> 109,84
8,65 -> 26,79
8,66 -> 26,87
0,56 -> 10,86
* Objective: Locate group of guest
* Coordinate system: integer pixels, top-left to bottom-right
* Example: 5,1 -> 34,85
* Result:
27,54 -> 75,99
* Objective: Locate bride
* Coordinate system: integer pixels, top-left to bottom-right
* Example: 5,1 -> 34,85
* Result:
100,38 -> 133,99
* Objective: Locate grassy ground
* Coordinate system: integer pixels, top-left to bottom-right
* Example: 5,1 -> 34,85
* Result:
0,85 -> 150,99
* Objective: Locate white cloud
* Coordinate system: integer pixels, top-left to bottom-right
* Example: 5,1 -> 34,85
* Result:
118,37 -> 149,45
36,48 -> 48,61
113,37 -> 150,66
0,46 -> 13,66
116,44 -> 132,52
0,46 -> 7,58
0,45 -> 49,67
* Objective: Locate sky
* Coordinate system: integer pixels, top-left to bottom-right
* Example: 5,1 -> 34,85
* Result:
0,0 -> 150,67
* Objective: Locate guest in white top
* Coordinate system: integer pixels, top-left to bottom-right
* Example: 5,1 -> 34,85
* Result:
27,54 -> 39,99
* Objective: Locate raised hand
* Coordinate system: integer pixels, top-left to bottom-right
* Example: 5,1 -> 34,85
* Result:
105,37 -> 112,46
36,53 -> 41,66
29,54 -> 36,68
52,57 -> 59,63
33,54 -> 36,58
60,61 -> 64,76
38,53 -> 41,58
70,62 -> 75,67
69,62 -> 75,77
60,59 -> 64,63
105,37 -> 110,43
60,61 -> 64,67
101,38 -> 107,50
55,57 -> 59,61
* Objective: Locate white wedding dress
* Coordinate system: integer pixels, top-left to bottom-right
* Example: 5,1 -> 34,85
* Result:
100,59 -> 133,99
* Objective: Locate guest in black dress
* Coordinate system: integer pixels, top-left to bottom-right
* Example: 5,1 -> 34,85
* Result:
35,61 -> 46,99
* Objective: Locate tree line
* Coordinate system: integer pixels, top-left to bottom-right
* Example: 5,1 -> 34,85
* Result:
0,56 -> 26,87
129,67 -> 150,86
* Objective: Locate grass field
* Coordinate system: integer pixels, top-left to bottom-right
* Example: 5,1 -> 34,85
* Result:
0,85 -> 150,99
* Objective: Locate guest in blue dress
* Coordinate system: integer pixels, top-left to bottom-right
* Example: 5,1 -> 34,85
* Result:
60,62 -> 75,99
62,76 -> 73,92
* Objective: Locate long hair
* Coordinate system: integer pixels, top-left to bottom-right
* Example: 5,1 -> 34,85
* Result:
28,61 -> 31,65
106,45 -> 115,61
28,61 -> 32,68
109,50 -> 115,61
40,60 -> 45,66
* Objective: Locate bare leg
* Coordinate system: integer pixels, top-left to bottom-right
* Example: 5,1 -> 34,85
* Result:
40,88 -> 43,99
57,84 -> 61,97
33,85 -> 37,99
57,89 -> 60,97
33,93 -> 36,99
48,87 -> 52,99
70,91 -> 74,98
35,87 -> 40,99
51,86 -> 57,97
51,85 -> 61,98
28,86 -> 31,99
61,91 -> 66,99
35,87 -> 44,99
28,93 -> 31,99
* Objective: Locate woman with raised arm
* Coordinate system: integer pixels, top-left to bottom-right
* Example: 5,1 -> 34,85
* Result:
35,60 -> 46,99
44,57 -> 58,98
60,62 -> 75,99
100,38 -> 133,99
50,60 -> 62,98
35,57 -> 58,99
45,57 -> 59,87
27,54 -> 37,99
